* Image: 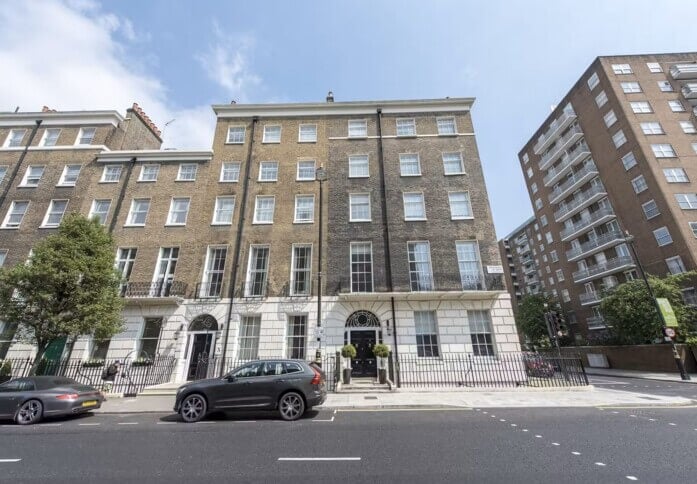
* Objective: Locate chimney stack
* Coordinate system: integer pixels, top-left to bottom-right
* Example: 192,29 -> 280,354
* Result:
326,91 -> 334,103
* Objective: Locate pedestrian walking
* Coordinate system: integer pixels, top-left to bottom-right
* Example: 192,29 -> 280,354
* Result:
101,360 -> 120,393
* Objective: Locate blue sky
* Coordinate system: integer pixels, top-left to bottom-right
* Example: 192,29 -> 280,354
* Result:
1,0 -> 696,236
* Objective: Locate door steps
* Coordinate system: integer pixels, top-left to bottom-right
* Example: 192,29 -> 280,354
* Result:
337,377 -> 393,393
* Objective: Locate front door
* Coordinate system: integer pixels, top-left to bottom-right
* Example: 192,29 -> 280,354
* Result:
187,334 -> 213,381
350,330 -> 377,377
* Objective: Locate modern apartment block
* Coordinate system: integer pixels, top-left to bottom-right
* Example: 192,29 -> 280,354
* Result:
0,97 -> 520,382
503,52 -> 697,339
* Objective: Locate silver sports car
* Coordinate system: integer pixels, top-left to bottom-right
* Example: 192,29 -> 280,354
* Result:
0,376 -> 105,425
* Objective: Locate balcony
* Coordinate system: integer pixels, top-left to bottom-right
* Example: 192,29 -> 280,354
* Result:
579,292 -> 601,306
543,143 -> 592,187
586,316 -> 607,330
554,183 -> 607,223
670,64 -> 697,80
533,105 -> 577,155
121,281 -> 188,305
538,124 -> 584,171
682,83 -> 697,100
560,207 -> 616,241
548,162 -> 599,204
572,256 -> 635,284
523,264 -> 537,275
518,244 -> 531,255
566,230 -> 625,262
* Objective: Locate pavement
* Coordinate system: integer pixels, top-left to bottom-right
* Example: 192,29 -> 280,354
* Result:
585,367 -> 697,384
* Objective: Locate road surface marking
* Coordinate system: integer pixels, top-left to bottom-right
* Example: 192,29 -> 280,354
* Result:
510,424 -> 517,427
333,410 -> 338,414
626,477 -> 638,481
522,429 -> 528,432
195,421 -> 215,424
278,457 -> 361,461
117,422 -> 138,425
42,423 -> 61,427
595,462 -> 606,467
669,423 -> 676,426
629,415 -> 637,418
78,423 -> 100,426
156,422 -> 176,425
535,435 -> 542,438
500,419 -> 506,422
552,443 -> 560,446
571,451 -> 581,456
0,459 -> 21,463
649,419 -> 656,422
312,416 -> 335,422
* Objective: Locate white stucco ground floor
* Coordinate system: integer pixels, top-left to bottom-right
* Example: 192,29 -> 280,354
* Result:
2,291 -> 521,384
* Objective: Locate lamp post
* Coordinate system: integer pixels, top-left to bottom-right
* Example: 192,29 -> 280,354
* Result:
624,232 -> 690,380
315,166 -> 327,365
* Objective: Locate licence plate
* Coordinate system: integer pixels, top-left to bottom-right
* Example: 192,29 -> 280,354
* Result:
81,400 -> 98,407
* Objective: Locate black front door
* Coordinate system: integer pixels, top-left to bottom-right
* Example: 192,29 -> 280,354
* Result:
187,334 -> 213,381
350,330 -> 377,377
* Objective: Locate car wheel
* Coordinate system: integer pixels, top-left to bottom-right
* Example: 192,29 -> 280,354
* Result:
15,399 -> 43,425
278,392 -> 305,421
180,394 -> 207,423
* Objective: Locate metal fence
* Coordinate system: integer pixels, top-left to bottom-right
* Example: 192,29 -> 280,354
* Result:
394,352 -> 588,388
0,356 -> 177,396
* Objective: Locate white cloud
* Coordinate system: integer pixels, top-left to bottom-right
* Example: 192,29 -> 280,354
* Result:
0,1 -> 258,149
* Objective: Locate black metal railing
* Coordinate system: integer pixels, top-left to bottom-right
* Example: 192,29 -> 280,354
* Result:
194,282 -> 225,300
0,356 -> 177,396
335,273 -> 505,294
121,281 -> 188,298
394,352 -> 588,388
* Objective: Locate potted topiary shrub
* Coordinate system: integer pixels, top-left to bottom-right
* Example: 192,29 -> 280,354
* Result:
372,343 -> 390,384
340,344 -> 357,384
0,360 -> 11,384
686,336 -> 697,366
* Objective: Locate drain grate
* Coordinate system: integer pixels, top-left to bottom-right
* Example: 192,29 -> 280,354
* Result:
364,396 -> 378,400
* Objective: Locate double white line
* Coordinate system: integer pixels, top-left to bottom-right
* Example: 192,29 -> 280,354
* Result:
278,457 -> 360,461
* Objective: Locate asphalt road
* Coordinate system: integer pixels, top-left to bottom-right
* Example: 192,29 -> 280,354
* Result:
589,374 -> 697,399
2,406 -> 697,483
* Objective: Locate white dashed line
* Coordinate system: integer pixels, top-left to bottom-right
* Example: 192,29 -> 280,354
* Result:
117,422 -> 138,426
649,419 -> 656,422
78,423 -> 100,426
535,435 -> 542,438
612,411 -> 619,414
195,421 -> 215,424
552,443 -> 560,446
0,459 -> 21,463
156,422 -> 176,425
500,419 -> 506,422
595,462 -> 606,467
510,424 -> 517,427
42,423 -> 62,427
278,457 -> 361,461
629,415 -> 637,418
571,451 -> 581,456
669,423 -> 676,426
626,476 -> 638,481
522,429 -> 529,432
312,416 -> 335,422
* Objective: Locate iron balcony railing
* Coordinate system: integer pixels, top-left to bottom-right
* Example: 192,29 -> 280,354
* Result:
554,183 -> 607,223
539,124 -> 584,170
121,281 -> 188,298
548,162 -> 599,204
586,316 -> 607,330
533,105 -> 577,155
670,64 -> 697,80
682,83 -> 697,100
523,264 -> 537,275
560,207 -> 616,241
572,256 -> 635,283
566,230 -> 625,262
336,273 -> 505,294
194,282 -> 225,300
543,144 -> 592,187
579,292 -> 601,305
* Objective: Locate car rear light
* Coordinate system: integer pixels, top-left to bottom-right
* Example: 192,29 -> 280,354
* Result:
56,393 -> 79,401
310,366 -> 322,385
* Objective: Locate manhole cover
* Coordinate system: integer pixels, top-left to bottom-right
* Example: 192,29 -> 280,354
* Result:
364,396 -> 378,400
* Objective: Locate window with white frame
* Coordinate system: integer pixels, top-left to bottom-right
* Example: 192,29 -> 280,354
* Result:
526,167 -> 533,178
238,316 -> 261,360
348,155 -> 369,178
396,118 -> 416,136
545,232 -> 553,244
290,245 -> 312,296
5,129 -> 26,147
245,247 -> 269,297
88,338 -> 111,361
631,175 -> 648,194
220,162 -> 240,182
136,317 -> 162,359
456,241 -> 483,289
642,199 -> 660,219
126,199 -> 150,226
522,153 -> 529,164
437,117 -> 456,135
167,198 -> 190,225
403,192 -> 426,220
262,125 -> 281,143
20,166 -> 45,187
89,199 -> 111,225
294,195 -> 315,223
408,241 -> 433,291
298,124 -> 317,142
657,81 -> 673,92
690,222 -> 697,238
603,110 -> 617,127
41,128 -> 61,147
253,196 -> 275,224
612,130 -> 627,148
468,310 -> 495,356
41,200 -> 68,228
349,193 -> 371,221
139,164 -> 159,182
350,242 -> 373,292
531,182 -> 538,194
630,101 -> 652,113
653,226 -> 673,246
449,191 -> 472,219
212,196 -> 235,225
286,315 -> 307,359
399,153 -> 421,176
259,161 -> 279,181
666,256 -> 686,275
562,289 -> 571,302
58,165 -> 81,186
676,193 -> 697,209
595,91 -> 608,107
556,269 -> 565,282
348,119 -> 367,138
668,100 -> 685,112
640,122 -> 664,135
612,63 -> 632,74
664,168 -> 688,183
177,163 -> 197,181
550,250 -> 558,262
587,72 -> 599,90
442,152 -> 464,174
680,121 -> 696,134
226,126 -> 245,144
101,165 -> 122,183
76,127 -> 96,145
0,249 -> 7,267
2,201 -> 29,228
651,144 -> 676,158
620,82 -> 641,93
201,246 -> 228,297
297,160 -> 316,181
535,198 -> 543,210
621,152 -> 637,170
414,311 -> 439,357
115,247 -> 137,285
0,166 -> 6,184
647,62 -> 662,73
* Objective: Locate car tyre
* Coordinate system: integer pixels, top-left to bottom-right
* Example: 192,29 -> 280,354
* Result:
278,392 -> 305,421
15,399 -> 43,425
180,394 -> 207,423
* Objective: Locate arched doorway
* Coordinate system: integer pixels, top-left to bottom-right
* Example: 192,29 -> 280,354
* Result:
185,314 -> 219,381
345,311 -> 381,378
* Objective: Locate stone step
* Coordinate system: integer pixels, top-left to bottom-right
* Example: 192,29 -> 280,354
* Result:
339,387 -> 392,393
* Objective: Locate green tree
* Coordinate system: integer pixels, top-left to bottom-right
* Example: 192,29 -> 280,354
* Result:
0,214 -> 124,369
517,294 -> 559,346
599,272 -> 697,345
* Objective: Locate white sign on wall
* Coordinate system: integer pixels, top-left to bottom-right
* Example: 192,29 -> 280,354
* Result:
486,265 -> 504,274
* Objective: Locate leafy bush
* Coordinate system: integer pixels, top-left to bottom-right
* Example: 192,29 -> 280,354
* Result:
0,360 -> 11,376
131,358 -> 153,367
340,344 -> 357,359
372,343 -> 390,358
82,359 -> 105,368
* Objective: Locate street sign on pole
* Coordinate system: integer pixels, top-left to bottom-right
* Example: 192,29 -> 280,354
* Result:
656,298 -> 678,327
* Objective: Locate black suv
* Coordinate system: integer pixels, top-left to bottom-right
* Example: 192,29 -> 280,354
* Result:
174,360 -> 327,422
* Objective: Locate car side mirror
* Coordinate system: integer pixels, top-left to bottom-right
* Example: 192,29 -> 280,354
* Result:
226,375 -> 236,383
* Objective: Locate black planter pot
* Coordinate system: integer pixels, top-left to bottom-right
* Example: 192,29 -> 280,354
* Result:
342,368 -> 352,385
378,368 -> 387,384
